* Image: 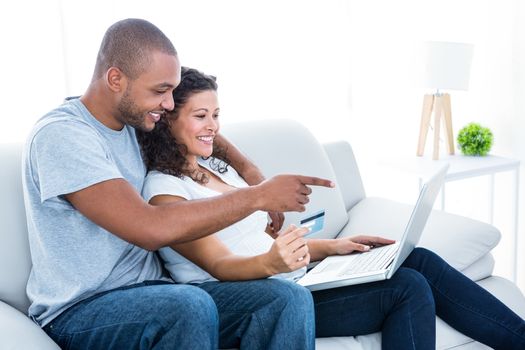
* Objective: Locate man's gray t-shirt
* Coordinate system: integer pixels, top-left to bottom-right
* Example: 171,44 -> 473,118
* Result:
23,98 -> 166,327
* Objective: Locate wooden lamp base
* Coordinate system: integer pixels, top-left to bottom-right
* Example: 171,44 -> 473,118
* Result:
416,93 -> 455,160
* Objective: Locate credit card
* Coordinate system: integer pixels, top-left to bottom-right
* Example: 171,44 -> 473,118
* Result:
300,210 -> 325,236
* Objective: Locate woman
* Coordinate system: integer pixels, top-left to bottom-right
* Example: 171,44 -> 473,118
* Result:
137,67 -> 525,349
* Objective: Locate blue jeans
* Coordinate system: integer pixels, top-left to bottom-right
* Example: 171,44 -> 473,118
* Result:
43,279 -> 314,350
43,281 -> 218,349
198,279 -> 315,349
313,247 -> 525,349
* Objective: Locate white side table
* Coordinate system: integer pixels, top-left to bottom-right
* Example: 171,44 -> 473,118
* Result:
381,154 -> 520,282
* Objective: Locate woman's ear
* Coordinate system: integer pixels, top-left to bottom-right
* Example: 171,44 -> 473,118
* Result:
106,67 -> 126,93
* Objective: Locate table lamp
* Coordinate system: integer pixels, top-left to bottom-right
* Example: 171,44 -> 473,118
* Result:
416,41 -> 474,160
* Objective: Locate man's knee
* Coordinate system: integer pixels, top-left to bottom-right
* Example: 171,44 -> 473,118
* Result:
148,284 -> 219,348
154,284 -> 218,327
264,279 -> 314,316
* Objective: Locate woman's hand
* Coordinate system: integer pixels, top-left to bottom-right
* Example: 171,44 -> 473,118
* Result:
263,225 -> 310,274
333,235 -> 396,256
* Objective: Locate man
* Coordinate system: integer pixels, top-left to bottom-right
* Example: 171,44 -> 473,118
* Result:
22,18 -> 332,349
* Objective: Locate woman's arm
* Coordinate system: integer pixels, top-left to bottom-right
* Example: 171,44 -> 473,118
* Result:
172,225 -> 310,281
151,194 -> 310,281
307,236 -> 396,262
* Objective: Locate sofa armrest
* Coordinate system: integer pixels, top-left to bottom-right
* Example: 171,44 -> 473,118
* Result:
0,301 -> 59,349
339,197 -> 500,273
460,253 -> 495,281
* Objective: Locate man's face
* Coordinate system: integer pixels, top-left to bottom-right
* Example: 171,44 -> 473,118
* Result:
116,52 -> 181,131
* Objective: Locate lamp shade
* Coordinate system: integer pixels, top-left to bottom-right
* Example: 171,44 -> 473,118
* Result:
422,41 -> 474,91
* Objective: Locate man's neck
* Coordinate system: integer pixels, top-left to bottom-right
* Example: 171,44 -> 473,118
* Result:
80,82 -> 125,131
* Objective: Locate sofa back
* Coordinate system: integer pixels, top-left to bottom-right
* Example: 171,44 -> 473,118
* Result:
0,143 -> 32,313
322,141 -> 366,211
221,119 -> 352,239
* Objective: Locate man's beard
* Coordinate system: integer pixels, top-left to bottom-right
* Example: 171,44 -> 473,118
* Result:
116,88 -> 150,131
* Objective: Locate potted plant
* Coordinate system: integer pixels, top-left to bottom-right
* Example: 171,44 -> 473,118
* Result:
457,122 -> 493,156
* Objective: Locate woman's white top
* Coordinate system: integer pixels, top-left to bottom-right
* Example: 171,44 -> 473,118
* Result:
142,157 -> 306,284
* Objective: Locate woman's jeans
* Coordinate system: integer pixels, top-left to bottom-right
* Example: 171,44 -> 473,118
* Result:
43,279 -> 314,350
313,247 -> 525,349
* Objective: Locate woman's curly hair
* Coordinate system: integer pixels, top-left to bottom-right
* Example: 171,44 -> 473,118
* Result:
136,67 -> 229,183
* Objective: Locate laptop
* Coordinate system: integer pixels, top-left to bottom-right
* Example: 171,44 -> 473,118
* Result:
296,164 -> 448,291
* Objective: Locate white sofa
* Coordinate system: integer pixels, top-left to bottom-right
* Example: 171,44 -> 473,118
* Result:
1,118 -> 524,349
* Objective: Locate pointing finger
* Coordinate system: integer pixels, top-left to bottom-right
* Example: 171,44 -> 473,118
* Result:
297,176 -> 335,188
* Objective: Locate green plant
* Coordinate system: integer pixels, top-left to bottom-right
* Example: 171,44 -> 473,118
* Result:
457,122 -> 493,156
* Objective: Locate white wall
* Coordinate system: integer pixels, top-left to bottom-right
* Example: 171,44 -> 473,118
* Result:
0,0 -> 67,143
512,0 -> 525,291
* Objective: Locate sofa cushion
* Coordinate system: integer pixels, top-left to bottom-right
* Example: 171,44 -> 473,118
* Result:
221,119 -> 348,239
338,197 -> 500,273
459,254 -> 495,281
316,333 -> 381,350
0,301 -> 59,349
0,143 -> 32,313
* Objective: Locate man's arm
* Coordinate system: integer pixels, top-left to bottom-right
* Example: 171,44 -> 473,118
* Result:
66,174 -> 333,251
215,133 -> 285,232
214,133 -> 263,186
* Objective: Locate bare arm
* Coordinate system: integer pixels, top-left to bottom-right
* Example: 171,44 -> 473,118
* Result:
172,224 -> 310,281
215,134 -> 285,232
65,175 -> 333,251
65,178 -> 259,250
215,133 -> 263,186
152,192 -> 309,280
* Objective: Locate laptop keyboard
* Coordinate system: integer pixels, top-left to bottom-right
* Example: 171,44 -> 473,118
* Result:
337,243 -> 399,276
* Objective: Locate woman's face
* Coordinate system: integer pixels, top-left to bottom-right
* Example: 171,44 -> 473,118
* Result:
169,90 -> 220,161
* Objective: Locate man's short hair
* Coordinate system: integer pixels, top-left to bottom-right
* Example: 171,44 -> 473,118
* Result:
94,18 -> 177,80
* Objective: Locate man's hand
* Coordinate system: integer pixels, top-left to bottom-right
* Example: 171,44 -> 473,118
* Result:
236,166 -> 286,232
216,136 -> 332,228
267,212 -> 285,235
254,174 -> 335,212
221,143 -> 287,232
